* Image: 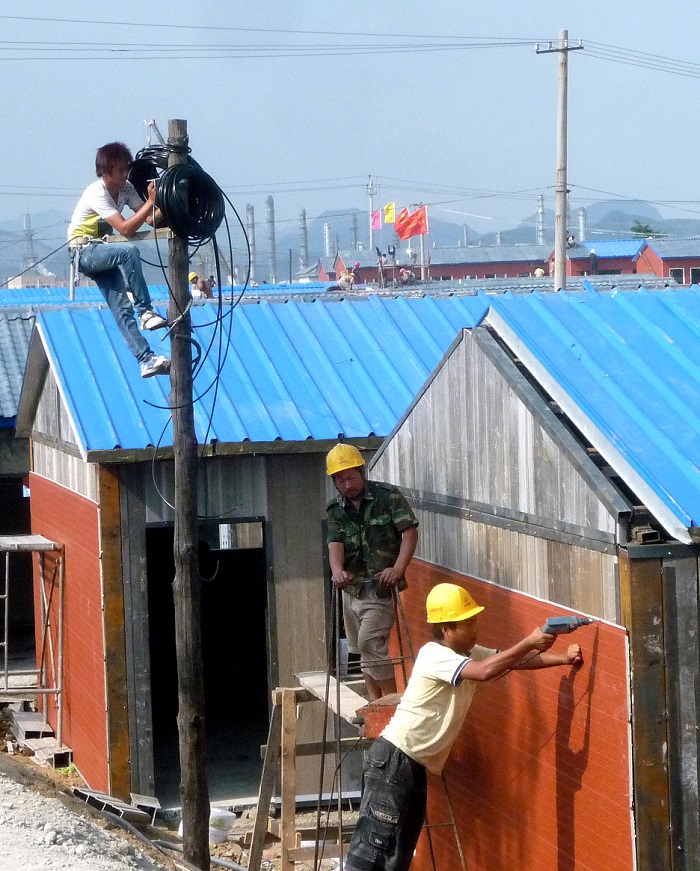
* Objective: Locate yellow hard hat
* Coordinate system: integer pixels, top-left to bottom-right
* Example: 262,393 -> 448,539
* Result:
426,583 -> 484,623
326,443 -> 365,476
189,271 -> 198,282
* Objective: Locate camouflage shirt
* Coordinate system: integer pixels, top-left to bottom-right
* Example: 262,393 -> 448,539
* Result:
326,481 -> 418,598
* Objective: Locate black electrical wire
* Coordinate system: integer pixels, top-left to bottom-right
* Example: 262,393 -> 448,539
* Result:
155,163 -> 225,245
0,240 -> 69,288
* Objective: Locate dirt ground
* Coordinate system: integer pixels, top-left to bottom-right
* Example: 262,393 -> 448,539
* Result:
0,708 -> 355,871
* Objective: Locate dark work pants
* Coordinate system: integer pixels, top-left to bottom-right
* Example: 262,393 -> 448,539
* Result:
345,737 -> 427,871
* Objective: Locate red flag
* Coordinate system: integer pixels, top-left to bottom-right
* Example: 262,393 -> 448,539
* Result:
394,205 -> 428,240
371,209 -> 381,231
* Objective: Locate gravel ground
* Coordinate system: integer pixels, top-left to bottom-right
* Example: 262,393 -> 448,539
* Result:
0,753 -> 176,871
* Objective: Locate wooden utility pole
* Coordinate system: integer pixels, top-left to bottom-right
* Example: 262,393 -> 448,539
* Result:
167,118 -> 210,870
537,30 -> 583,291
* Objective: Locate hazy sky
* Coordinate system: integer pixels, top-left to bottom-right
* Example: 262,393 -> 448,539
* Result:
3,1 -> 700,247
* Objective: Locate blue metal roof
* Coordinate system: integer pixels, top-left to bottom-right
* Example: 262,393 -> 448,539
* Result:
581,239 -> 645,258
486,287 -> 700,542
26,295 -> 490,455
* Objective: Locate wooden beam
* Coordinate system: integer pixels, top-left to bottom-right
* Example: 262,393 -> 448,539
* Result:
103,227 -> 173,244
619,550 -> 671,871
280,689 -> 298,871
247,702 -> 282,871
295,671 -> 366,726
98,466 -> 130,800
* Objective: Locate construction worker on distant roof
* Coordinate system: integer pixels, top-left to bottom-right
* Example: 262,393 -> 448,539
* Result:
189,271 -> 214,299
68,142 -> 170,379
326,444 -> 418,701
344,583 -> 583,871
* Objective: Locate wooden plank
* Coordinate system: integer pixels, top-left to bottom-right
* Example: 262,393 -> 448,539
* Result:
98,466 -> 131,801
288,844 -> 347,862
296,671 -> 366,726
260,737 -> 368,758
103,227 -> 173,243
280,689 -> 297,871
662,558 -> 700,866
619,551 -> 671,871
248,702 -> 282,871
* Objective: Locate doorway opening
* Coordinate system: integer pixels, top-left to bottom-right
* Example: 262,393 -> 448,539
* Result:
146,520 -> 269,806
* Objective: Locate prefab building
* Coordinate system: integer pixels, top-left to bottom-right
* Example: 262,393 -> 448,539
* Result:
15,295 -> 489,801
371,288 -> 700,871
15,288 -> 700,871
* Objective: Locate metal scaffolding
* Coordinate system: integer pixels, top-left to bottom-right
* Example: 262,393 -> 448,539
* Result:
0,534 -> 64,745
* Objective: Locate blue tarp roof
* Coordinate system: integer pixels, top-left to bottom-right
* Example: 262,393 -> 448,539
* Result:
26,295 -> 489,455
486,287 -> 700,542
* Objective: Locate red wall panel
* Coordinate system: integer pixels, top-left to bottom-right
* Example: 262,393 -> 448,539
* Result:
30,473 -> 109,791
392,559 -> 633,871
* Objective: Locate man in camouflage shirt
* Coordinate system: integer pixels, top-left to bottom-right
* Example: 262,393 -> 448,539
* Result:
326,444 -> 418,700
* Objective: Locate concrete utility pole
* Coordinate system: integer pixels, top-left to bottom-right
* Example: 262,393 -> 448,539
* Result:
367,175 -> 377,250
167,119 -> 210,871
537,30 -> 583,290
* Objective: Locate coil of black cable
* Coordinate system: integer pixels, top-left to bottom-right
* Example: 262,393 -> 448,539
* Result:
155,163 -> 225,244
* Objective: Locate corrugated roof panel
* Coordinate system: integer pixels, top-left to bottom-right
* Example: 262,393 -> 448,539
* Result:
428,244 -> 551,266
0,314 -> 33,419
582,239 -> 644,258
644,237 -> 700,259
38,307 -> 173,450
486,288 -> 700,540
31,295 -> 490,454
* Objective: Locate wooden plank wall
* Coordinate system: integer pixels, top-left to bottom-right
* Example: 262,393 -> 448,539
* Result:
372,331 -> 621,537
394,559 -> 633,871
33,366 -> 81,449
33,442 -> 98,502
415,508 -> 619,621
663,554 -> 700,870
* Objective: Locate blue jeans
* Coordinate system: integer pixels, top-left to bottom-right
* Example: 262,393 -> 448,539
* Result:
78,241 -> 153,362
345,738 -> 427,871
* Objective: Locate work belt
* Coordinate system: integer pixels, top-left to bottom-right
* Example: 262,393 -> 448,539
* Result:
352,578 -> 393,600
68,235 -> 96,249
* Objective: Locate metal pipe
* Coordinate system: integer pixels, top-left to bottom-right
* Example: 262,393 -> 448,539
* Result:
56,548 -> 65,747
3,552 -> 9,690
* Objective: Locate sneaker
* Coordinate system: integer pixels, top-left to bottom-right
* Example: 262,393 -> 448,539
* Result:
140,310 -> 168,331
140,354 -> 171,378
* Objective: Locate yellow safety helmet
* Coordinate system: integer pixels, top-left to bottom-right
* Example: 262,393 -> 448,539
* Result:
189,271 -> 198,282
326,443 -> 365,476
426,583 -> 484,623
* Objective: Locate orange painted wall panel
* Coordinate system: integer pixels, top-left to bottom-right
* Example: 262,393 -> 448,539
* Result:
30,473 -> 109,792
392,559 -> 633,871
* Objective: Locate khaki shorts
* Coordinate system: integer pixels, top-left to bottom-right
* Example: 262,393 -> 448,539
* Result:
342,590 -> 396,682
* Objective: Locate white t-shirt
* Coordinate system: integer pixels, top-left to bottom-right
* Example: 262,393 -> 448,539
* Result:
381,641 -> 496,775
68,179 -> 144,240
